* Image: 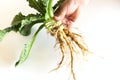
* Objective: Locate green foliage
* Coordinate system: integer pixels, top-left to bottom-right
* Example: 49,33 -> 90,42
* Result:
0,0 -> 64,66
19,14 -> 45,36
15,0 -> 54,66
27,0 -> 47,15
0,27 -> 11,41
0,13 -> 25,41
15,24 -> 44,66
11,12 -> 25,26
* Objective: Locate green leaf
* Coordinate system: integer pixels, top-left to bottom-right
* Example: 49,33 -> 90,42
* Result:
15,24 -> 45,66
38,0 -> 48,6
27,0 -> 46,15
38,0 -> 48,10
0,22 -> 23,41
0,27 -> 12,41
20,14 -> 41,27
19,23 -> 34,36
19,14 -> 45,36
11,12 -> 25,26
0,30 -> 8,41
9,13 -> 25,33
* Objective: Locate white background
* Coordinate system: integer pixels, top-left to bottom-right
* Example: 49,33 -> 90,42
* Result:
0,0 -> 120,80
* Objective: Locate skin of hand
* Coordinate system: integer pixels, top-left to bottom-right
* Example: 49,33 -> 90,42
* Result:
54,0 -> 86,28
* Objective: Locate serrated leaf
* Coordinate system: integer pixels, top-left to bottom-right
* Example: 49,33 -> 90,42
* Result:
38,0 -> 48,10
11,12 -> 25,26
0,30 -> 8,41
38,0 -> 48,6
0,24 -> 22,41
15,24 -> 44,66
15,37 -> 34,66
27,0 -> 46,15
10,12 -> 25,33
20,14 -> 41,27
0,27 -> 12,41
19,14 -> 45,36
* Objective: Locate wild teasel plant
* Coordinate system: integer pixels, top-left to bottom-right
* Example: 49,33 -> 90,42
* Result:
0,0 -> 89,80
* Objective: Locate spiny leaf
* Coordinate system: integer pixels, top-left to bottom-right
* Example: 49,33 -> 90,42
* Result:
15,24 -> 44,66
0,30 -> 8,41
19,14 -> 45,36
0,27 -> 12,41
27,0 -> 46,14
11,12 -> 25,26
10,13 -> 25,32
38,0 -> 48,11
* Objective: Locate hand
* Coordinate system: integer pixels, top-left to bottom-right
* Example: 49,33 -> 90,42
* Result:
54,0 -> 85,28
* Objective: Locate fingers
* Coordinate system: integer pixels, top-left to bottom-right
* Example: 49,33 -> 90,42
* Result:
63,7 -> 80,28
54,0 -> 81,28
68,7 -> 80,22
54,1 -> 67,21
62,18 -> 73,28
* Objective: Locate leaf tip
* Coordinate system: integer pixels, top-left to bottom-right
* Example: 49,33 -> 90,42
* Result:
15,60 -> 20,67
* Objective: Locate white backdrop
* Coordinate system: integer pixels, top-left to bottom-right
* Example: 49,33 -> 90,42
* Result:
0,0 -> 120,80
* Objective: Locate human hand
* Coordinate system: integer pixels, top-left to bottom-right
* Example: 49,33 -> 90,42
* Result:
54,0 -> 85,28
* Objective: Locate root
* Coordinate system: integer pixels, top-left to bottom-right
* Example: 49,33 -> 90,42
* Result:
50,24 -> 89,80
50,35 -> 65,71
